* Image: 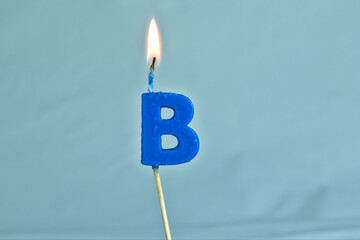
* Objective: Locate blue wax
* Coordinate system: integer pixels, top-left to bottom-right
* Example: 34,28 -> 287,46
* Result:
148,72 -> 154,92
141,92 -> 199,166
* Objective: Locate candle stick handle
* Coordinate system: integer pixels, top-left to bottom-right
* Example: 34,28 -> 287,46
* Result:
152,166 -> 172,240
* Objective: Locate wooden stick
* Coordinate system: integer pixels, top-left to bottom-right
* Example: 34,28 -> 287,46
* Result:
152,166 -> 172,240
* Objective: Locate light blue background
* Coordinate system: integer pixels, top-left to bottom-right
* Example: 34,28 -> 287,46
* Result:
1,0 -> 360,239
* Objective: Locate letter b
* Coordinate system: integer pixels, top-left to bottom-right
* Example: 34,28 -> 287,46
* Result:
141,92 -> 199,166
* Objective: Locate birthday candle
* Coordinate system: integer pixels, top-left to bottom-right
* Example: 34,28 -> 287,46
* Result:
141,18 -> 200,240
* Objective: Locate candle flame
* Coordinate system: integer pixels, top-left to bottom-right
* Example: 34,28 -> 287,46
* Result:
147,18 -> 161,61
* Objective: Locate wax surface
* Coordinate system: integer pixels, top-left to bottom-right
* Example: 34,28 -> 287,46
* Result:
142,92 -> 199,166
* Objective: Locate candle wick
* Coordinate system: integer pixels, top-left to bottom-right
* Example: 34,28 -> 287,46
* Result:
150,57 -> 156,73
148,57 -> 156,92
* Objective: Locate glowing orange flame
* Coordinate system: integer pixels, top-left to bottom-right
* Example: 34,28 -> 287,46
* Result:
147,18 -> 161,61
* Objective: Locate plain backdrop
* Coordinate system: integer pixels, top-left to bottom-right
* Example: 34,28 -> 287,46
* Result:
1,0 -> 360,239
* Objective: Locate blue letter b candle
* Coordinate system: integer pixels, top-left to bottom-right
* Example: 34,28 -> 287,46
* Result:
141,92 -> 199,166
